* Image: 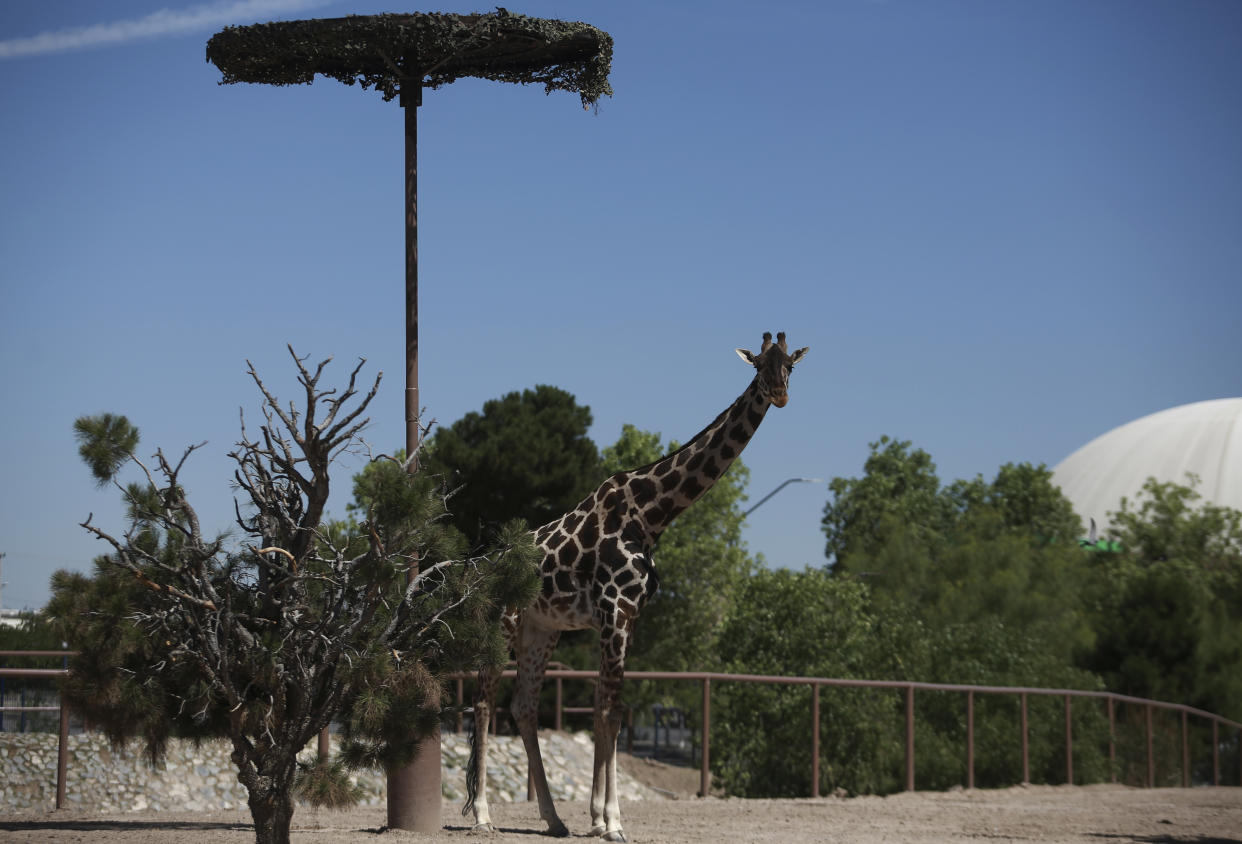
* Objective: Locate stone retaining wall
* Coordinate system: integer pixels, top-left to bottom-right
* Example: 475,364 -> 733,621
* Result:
0,730 -> 657,814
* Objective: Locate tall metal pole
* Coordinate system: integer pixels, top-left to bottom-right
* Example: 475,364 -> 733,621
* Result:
387,79 -> 442,834
404,84 -> 421,472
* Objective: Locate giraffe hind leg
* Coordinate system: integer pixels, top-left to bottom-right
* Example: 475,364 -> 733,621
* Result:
464,665 -> 500,832
511,622 -> 569,836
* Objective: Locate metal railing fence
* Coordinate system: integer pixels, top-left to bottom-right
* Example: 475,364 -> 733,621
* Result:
455,669 -> 1242,799
0,651 -> 74,808
3,652 -> 1239,809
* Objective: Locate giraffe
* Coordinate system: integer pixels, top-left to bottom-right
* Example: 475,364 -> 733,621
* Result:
464,332 -> 808,841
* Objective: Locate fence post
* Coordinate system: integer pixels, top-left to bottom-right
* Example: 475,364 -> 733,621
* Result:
1146,704 -> 1154,788
1064,695 -> 1073,785
1020,693 -> 1029,785
1212,719 -> 1220,786
905,685 -> 915,792
811,683 -> 820,798
700,677 -> 711,798
56,699 -> 69,810
1181,710 -> 1189,788
966,690 -> 974,790
1108,697 -> 1116,783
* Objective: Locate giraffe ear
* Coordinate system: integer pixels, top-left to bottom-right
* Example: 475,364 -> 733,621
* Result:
790,346 -> 809,365
736,348 -> 758,366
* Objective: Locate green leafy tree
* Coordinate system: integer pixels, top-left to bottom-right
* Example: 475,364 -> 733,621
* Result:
826,440 -> 1090,665
0,609 -> 62,653
816,438 -> 1107,791
822,436 -> 949,566
945,461 -> 1083,541
1085,476 -> 1242,726
420,385 -> 600,543
712,569 -> 907,796
48,351 -> 539,844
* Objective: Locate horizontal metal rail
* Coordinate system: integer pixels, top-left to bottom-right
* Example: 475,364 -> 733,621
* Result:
457,668 -> 1242,797
0,665 -> 70,808
3,655 -> 1239,809
0,667 -> 68,679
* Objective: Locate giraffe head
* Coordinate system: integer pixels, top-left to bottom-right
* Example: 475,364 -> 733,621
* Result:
735,331 -> 808,408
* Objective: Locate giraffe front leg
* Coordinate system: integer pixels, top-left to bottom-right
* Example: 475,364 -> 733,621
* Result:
589,698 -> 626,842
511,623 -> 569,837
590,630 -> 629,842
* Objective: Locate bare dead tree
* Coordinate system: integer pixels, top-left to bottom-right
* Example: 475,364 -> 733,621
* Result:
58,348 -> 537,844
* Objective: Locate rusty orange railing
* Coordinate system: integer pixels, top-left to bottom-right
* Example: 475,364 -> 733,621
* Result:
4,651 -> 1240,808
456,669 -> 1242,798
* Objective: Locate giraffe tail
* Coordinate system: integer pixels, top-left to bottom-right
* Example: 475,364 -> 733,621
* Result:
462,712 -> 481,817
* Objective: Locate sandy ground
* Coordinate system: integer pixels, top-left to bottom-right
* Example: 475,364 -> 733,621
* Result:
3,784 -> 1241,843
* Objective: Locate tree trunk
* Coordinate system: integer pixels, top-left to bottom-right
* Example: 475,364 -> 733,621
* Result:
246,779 -> 297,844
233,742 -> 300,844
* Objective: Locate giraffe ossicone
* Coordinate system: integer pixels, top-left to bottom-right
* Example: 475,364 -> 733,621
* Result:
464,332 -> 808,841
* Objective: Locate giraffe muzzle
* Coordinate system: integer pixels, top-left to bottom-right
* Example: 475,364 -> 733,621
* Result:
771,394 -> 789,408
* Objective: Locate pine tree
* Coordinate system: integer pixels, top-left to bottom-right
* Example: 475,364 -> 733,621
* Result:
50,349 -> 539,844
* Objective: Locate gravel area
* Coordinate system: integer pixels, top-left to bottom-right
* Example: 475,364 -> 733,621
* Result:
2,785 -> 1241,843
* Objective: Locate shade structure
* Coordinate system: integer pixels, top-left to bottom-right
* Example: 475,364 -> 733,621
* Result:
206,8 -> 613,834
206,11 -> 613,107
1052,398 -> 1242,535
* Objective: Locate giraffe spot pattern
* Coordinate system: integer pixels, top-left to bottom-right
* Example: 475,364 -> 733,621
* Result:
681,475 -> 704,500
578,512 -> 599,550
603,503 -> 624,536
630,476 -> 658,506
573,546 -> 597,583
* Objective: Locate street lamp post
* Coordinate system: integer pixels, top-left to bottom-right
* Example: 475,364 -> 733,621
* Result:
743,477 -> 823,517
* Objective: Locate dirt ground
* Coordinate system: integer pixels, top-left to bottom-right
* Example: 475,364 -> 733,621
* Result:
3,759 -> 1241,844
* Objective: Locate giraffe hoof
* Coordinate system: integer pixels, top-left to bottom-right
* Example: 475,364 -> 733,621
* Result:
601,831 -> 627,843
470,822 -> 496,834
546,821 -> 570,837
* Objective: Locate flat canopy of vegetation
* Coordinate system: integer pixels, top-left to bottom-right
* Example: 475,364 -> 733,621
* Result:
205,9 -> 613,107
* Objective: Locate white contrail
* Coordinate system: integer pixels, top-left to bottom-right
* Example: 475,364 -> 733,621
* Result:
0,0 -> 332,59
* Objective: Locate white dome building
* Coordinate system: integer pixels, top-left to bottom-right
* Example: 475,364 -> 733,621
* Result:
1052,398 -> 1242,536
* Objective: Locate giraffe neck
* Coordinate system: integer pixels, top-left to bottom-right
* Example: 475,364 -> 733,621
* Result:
621,378 -> 770,539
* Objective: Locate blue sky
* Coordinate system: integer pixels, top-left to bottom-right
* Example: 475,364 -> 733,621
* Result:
1,0 -> 1239,611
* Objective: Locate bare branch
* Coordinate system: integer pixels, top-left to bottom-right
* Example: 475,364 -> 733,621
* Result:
70,351 -> 533,830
